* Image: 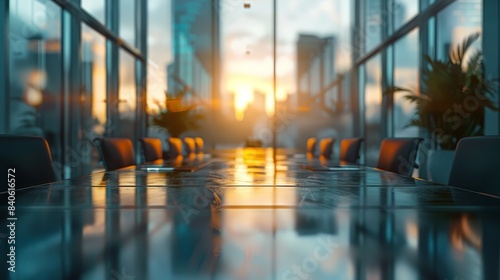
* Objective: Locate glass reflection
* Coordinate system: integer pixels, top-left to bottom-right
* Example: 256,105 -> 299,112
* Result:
147,0 -> 172,116
394,28 -> 419,138
436,0 -> 482,61
82,23 -> 107,171
81,0 -> 105,24
363,55 -> 383,166
365,0 -> 382,52
8,0 -> 63,166
117,50 -> 136,140
119,0 -> 136,46
393,0 -> 419,30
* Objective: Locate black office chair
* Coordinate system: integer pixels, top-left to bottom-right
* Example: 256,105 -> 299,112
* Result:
376,138 -> 423,176
448,136 -> 500,197
319,138 -> 335,159
340,138 -> 364,164
184,137 -> 196,155
94,138 -> 135,171
140,138 -> 163,163
195,137 -> 204,153
0,135 -> 57,188
167,137 -> 183,158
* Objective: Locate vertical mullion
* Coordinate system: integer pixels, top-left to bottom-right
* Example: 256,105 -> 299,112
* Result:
135,0 -> 147,162
483,0 -> 500,135
381,0 -> 390,138
0,0 -> 9,134
352,0 -> 364,141
62,9 -> 82,178
105,0 -> 119,137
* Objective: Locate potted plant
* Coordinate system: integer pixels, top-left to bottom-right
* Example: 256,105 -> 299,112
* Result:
388,33 -> 497,183
151,87 -> 205,138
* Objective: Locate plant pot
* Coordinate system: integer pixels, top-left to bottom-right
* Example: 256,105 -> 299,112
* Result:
426,149 -> 455,185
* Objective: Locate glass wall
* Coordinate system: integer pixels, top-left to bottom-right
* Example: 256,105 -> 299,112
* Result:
363,54 -> 383,166
120,0 -> 136,46
436,0 -> 482,61
353,0 -> 486,176
273,0 -> 353,150
82,23 -> 107,168
146,0 -> 172,145
393,0 -> 419,30
393,28 -> 419,137
8,0 -> 63,166
117,49 -> 137,140
1,0 -> 147,177
82,0 -> 105,24
365,0 -> 382,53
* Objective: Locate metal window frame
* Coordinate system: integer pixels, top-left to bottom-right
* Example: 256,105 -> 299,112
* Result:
354,0 -> 455,69
483,0 -> 500,135
0,0 -> 9,134
52,0 -> 143,61
135,0 -> 147,163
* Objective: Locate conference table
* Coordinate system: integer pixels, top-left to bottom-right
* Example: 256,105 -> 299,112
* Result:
2,148 -> 500,280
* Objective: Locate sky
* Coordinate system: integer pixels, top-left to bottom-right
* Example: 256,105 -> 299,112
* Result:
221,0 -> 352,118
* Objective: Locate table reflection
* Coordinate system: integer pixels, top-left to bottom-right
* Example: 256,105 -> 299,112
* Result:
3,148 -> 500,279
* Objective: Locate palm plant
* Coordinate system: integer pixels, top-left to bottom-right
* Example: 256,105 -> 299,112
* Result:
388,33 -> 497,150
151,87 -> 205,138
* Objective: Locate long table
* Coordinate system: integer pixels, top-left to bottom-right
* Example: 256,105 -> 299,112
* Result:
2,148 -> 500,279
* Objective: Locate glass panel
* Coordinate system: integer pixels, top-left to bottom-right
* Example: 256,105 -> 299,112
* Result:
393,28 -> 419,137
148,0 -> 214,146
436,0 -> 482,61
364,54 -> 382,166
82,0 -> 105,24
117,49 -> 136,140
8,0 -> 63,165
393,0 -> 419,31
219,0 -> 273,147
147,0 -> 173,140
120,0 -> 136,46
82,23 -> 107,170
276,0 -> 354,150
421,0 -> 437,11
365,0 -> 382,53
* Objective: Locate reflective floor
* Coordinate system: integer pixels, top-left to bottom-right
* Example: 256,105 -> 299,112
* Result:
2,148 -> 500,280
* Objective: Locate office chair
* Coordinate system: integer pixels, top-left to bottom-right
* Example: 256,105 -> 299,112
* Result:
195,137 -> 204,153
376,138 -> 423,176
94,138 -> 135,171
448,136 -> 500,197
0,135 -> 57,188
140,137 -> 163,163
167,137 -> 183,158
318,138 -> 335,159
184,137 -> 196,155
340,138 -> 364,164
306,137 -> 317,155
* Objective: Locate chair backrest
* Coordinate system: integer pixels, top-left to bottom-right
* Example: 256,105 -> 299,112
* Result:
340,138 -> 364,164
376,138 -> 422,176
319,138 -> 335,159
0,135 -> 57,188
167,137 -> 183,157
140,138 -> 163,162
448,136 -> 500,197
184,137 -> 196,154
94,138 -> 135,171
195,137 -> 204,153
306,137 -> 317,154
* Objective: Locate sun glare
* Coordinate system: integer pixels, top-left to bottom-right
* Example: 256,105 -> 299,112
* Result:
233,84 -> 254,121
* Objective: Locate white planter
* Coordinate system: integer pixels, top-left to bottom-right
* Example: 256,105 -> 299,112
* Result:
426,149 -> 456,185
